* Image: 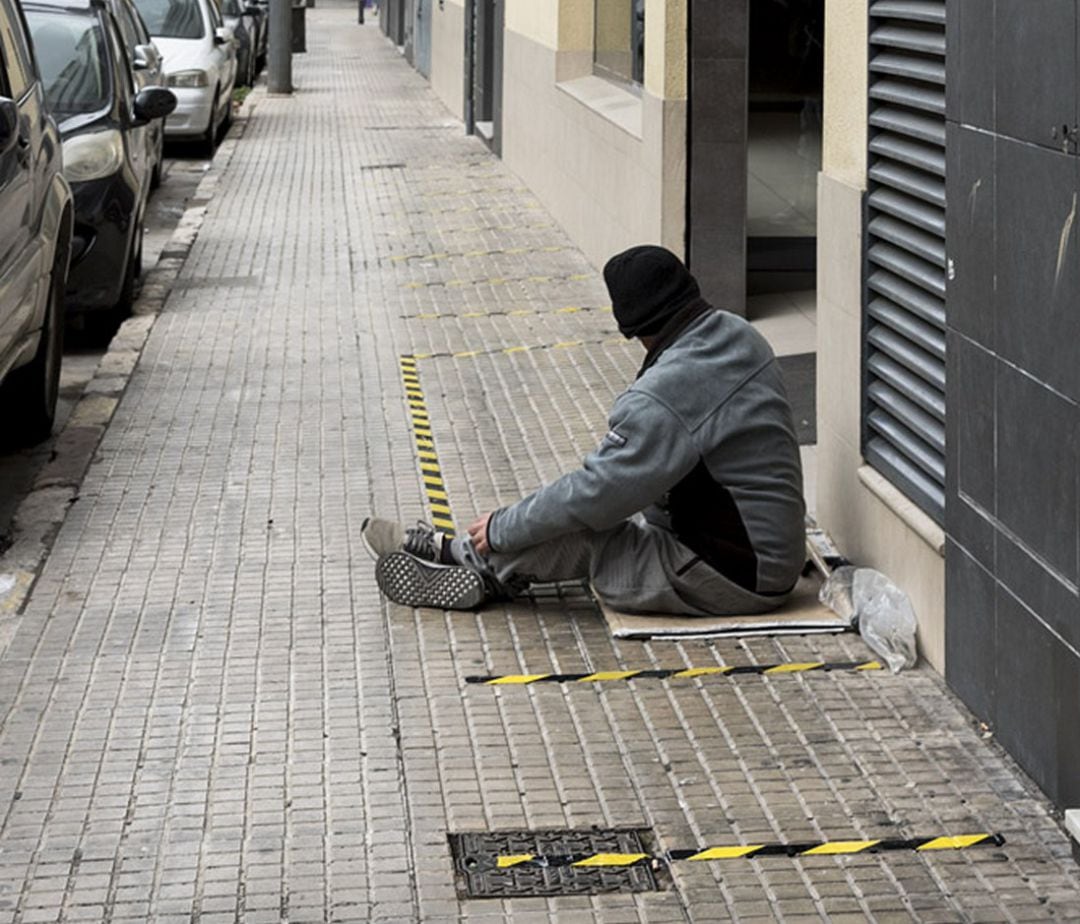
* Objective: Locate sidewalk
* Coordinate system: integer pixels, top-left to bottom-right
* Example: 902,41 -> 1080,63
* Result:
1,4 -> 1078,921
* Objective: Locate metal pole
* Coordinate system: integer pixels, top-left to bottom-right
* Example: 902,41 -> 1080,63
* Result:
358,0 -> 364,23
268,0 -> 292,93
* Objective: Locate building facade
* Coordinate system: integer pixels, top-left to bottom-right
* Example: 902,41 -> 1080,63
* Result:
386,0 -> 1080,821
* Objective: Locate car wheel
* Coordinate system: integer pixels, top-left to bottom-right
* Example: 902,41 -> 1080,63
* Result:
114,221 -> 143,320
4,250 -> 65,445
200,91 -> 219,158
150,128 -> 164,189
221,89 -> 234,134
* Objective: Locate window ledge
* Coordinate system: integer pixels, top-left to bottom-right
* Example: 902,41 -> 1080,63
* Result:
556,75 -> 643,140
857,465 -> 946,557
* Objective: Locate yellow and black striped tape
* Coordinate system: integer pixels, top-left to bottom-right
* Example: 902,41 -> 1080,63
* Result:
466,660 -> 882,685
404,272 -> 593,290
391,245 -> 569,263
412,337 -> 621,362
399,355 -> 455,536
405,304 -> 612,322
493,834 -> 1004,868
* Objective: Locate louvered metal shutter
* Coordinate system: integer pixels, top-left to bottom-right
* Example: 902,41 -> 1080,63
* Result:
864,0 -> 947,522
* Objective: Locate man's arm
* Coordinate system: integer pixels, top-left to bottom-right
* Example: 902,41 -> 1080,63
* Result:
483,390 -> 698,553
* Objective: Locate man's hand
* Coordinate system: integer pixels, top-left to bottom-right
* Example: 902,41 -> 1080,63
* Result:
467,512 -> 494,556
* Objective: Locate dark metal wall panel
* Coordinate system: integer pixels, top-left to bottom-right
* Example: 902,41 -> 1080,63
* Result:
944,0 -> 1080,812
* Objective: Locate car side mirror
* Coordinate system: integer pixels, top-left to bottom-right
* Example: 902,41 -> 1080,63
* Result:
0,98 -> 18,157
132,87 -> 177,125
243,4 -> 260,13
214,26 -> 233,46
133,43 -> 161,72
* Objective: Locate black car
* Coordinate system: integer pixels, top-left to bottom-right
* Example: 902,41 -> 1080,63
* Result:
21,0 -> 174,319
0,0 -> 73,443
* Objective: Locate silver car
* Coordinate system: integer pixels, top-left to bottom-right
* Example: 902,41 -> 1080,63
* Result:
133,0 -> 236,155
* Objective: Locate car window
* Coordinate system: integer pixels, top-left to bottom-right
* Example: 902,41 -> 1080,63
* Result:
220,0 -> 239,17
0,0 -> 36,99
112,2 -> 142,58
23,7 -> 110,115
206,0 -> 223,30
105,13 -> 133,98
126,1 -> 151,45
132,0 -> 205,39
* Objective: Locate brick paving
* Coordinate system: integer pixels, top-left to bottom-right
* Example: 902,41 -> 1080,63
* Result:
1,3 -> 1079,921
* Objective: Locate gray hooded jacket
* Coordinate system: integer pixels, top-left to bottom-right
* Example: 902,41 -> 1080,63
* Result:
487,309 -> 806,595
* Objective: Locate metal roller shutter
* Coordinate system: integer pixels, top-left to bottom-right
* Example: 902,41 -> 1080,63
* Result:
864,0 -> 947,522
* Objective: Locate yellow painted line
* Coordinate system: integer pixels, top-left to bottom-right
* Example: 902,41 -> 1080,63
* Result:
426,489 -> 449,501
688,845 -> 765,861
856,661 -> 883,671
916,835 -> 990,851
496,855 -> 534,869
800,840 -> 881,856
571,853 -> 647,868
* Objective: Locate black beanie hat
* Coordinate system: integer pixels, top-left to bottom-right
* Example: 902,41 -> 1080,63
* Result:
603,245 -> 701,338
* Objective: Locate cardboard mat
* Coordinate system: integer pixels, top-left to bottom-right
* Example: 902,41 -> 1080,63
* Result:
597,568 -> 852,641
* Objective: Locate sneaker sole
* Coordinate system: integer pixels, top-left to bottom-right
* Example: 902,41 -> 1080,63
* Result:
376,551 -> 485,610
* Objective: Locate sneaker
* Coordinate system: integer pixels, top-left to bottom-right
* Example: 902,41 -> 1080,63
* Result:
375,551 -> 486,610
362,517 -> 449,562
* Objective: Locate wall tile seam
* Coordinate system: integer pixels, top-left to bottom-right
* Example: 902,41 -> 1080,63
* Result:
952,488 -> 1080,596
944,335 -> 1080,409
995,581 -> 1080,663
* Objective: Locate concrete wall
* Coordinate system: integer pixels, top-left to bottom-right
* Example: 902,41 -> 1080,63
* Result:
497,0 -> 687,269
816,0 -> 947,669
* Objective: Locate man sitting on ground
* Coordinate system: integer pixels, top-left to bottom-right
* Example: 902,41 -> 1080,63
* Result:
364,245 -> 806,615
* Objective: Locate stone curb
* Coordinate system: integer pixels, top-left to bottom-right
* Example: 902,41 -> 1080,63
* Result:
0,94 -> 260,636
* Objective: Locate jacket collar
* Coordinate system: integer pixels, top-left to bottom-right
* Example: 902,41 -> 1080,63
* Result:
635,297 -> 713,379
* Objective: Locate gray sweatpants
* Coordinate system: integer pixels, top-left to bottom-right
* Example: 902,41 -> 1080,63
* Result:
458,517 -> 788,617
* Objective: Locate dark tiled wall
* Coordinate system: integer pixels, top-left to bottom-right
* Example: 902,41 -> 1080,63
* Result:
687,0 -> 748,315
944,0 -> 1080,809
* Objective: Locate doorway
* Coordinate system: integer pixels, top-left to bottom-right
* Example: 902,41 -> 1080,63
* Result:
464,0 -> 503,154
414,0 -> 431,77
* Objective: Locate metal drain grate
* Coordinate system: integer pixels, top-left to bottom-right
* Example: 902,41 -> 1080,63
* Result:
449,829 -> 659,898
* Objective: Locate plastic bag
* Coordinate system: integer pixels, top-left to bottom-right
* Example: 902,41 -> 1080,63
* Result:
819,566 -> 918,672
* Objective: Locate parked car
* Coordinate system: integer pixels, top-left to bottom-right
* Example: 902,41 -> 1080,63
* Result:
23,0 -> 176,319
105,0 -> 168,187
220,0 -> 261,87
132,0 -> 236,155
0,0 -> 73,443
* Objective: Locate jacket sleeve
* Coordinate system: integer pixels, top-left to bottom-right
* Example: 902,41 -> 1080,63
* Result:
487,389 -> 699,553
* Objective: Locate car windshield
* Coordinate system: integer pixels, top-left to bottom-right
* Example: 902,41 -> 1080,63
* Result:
220,0 -> 240,16
132,0 -> 205,39
24,8 -> 110,116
